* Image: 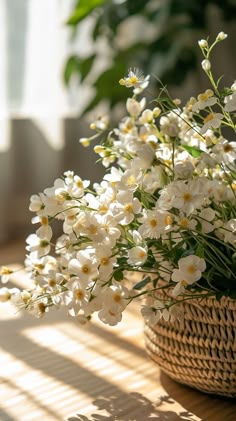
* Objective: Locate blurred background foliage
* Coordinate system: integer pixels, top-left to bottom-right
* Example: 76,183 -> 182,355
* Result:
64,0 -> 236,114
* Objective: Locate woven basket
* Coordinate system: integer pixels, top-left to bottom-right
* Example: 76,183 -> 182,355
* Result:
144,291 -> 236,397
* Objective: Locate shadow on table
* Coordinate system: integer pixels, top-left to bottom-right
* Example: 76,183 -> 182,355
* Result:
67,391 -> 197,421
160,372 -> 236,421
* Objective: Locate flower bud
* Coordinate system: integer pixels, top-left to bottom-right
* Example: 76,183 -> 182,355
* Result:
153,107 -> 161,117
216,32 -> 228,41
0,287 -> 11,302
201,59 -> 211,72
94,145 -> 105,154
79,137 -> 90,147
198,39 -> 208,48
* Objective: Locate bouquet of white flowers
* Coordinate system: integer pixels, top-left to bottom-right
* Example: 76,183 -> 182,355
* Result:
1,32 -> 236,330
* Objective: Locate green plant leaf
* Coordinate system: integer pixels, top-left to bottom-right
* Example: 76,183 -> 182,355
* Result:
82,63 -> 128,114
134,276 -> 151,290
63,55 -> 81,85
181,145 -> 203,158
66,0 -> 111,26
113,269 -> 123,281
79,54 -> 96,82
64,54 -> 96,85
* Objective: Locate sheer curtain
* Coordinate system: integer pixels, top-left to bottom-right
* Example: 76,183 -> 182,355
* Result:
0,0 -> 104,243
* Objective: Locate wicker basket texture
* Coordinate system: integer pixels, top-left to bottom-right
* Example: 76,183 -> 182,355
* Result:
144,293 -> 236,397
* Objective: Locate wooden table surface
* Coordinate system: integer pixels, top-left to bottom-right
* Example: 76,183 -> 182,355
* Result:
1,241 -> 236,421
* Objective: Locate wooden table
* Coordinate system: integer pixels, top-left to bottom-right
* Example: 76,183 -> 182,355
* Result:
1,256 -> 236,420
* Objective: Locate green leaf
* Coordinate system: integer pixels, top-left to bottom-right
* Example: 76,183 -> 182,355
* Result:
113,269 -> 124,282
82,62 -> 128,114
181,145 -> 203,158
64,54 -> 96,85
66,0 -> 111,26
80,54 -> 96,82
63,55 -> 81,85
195,245 -> 205,258
134,276 -> 151,290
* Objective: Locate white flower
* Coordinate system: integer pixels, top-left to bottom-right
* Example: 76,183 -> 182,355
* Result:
0,266 -> 13,284
176,214 -> 197,231
172,255 -> 206,296
141,299 -> 173,323
111,190 -> 141,225
212,139 -> 236,164
119,68 -> 150,93
224,91 -> 236,112
201,112 -> 224,134
26,233 -> 51,258
223,219 -> 236,246
196,208 -> 215,233
90,115 -> 109,131
63,277 -> 91,315
98,283 -> 130,326
96,247 -> 117,281
98,307 -> 123,326
138,209 -> 173,239
118,163 -> 143,191
126,97 -> 146,117
160,112 -> 180,137
139,109 -> 155,124
68,249 -> 98,281
128,246 -> 147,266
192,89 -> 217,112
174,161 -> 194,180
169,180 -> 205,216
29,193 -> 44,213
71,175 -> 90,198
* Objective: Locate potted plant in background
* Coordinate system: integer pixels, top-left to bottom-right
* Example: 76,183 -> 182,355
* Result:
1,32 -> 236,397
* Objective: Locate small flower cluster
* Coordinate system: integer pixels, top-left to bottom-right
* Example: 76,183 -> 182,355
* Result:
1,32 -> 236,326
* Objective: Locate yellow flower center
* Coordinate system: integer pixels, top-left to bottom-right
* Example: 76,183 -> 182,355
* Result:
76,180 -> 83,188
204,112 -> 215,123
139,250 -> 147,258
128,76 -> 139,85
99,204 -> 108,213
223,144 -> 233,153
198,89 -> 213,101
0,266 -> 12,275
183,192 -> 192,202
113,293 -> 122,303
127,175 -> 136,186
187,264 -> 196,274
74,289 -> 85,301
179,218 -> 189,227
101,257 -> 110,266
48,279 -> 56,287
41,216 -> 48,225
88,224 -> 98,235
125,204 -> 133,213
81,264 -> 90,274
150,218 -> 158,227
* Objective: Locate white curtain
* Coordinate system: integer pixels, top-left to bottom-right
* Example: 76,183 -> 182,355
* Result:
0,0 -> 104,243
